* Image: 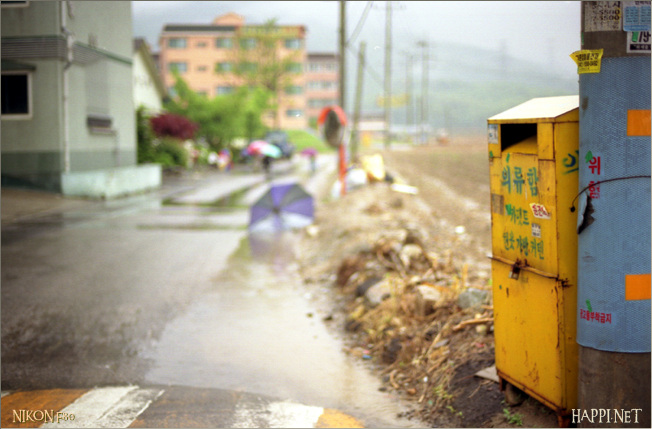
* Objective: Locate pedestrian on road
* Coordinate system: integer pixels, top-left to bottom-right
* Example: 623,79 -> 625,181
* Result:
262,155 -> 272,179
309,153 -> 317,174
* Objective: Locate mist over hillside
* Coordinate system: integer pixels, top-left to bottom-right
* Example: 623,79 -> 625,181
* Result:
349,40 -> 578,134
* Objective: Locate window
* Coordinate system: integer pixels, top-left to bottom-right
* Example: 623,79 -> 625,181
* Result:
168,38 -> 187,48
216,38 -> 233,48
1,72 -> 31,119
196,41 -> 207,48
86,113 -> 114,134
308,63 -> 321,72
285,62 -> 302,73
197,65 -> 208,72
285,85 -> 303,95
238,62 -> 257,73
216,62 -> 233,72
216,86 -> 234,95
239,38 -> 257,50
286,109 -> 303,118
285,38 -> 302,49
307,81 -> 336,91
1,1 -> 29,7
308,99 -> 337,108
168,62 -> 187,73
168,86 -> 177,98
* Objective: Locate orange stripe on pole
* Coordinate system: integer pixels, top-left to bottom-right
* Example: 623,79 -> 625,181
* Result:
627,110 -> 651,136
625,274 -> 651,301
1,389 -> 86,428
339,144 -> 346,196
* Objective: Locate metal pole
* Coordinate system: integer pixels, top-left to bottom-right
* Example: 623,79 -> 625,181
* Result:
351,41 -> 365,162
405,52 -> 413,143
383,1 -> 392,149
338,0 -> 346,110
338,1 -> 347,196
418,40 -> 428,144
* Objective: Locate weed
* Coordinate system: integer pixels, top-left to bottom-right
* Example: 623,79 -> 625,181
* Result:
503,408 -> 524,426
434,384 -> 453,401
446,405 -> 463,418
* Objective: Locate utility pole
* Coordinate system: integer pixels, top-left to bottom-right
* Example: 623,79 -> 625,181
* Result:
576,2 -> 651,425
351,41 -> 366,162
418,39 -> 429,145
402,52 -> 414,143
338,1 -> 346,110
383,1 -> 392,149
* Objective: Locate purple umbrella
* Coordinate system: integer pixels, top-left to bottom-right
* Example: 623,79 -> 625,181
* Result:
249,183 -> 314,233
300,147 -> 318,157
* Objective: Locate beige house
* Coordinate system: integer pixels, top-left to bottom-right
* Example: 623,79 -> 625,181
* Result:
133,38 -> 166,114
158,13 -> 308,130
305,53 -> 339,127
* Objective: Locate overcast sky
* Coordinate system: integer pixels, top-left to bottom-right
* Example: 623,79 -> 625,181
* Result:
132,1 -> 581,78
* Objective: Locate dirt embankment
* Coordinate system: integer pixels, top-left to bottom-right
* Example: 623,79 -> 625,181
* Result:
297,137 -> 558,428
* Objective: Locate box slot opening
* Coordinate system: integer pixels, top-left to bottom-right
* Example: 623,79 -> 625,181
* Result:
501,123 -> 537,151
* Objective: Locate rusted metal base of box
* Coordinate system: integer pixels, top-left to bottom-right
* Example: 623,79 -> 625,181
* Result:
497,371 -> 572,428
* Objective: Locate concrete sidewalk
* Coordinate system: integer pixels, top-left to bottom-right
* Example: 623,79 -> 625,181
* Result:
1,155 -> 334,227
1,187 -> 98,226
1,164 -> 271,226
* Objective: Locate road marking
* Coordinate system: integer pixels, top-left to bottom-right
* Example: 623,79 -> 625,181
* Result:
40,386 -> 164,428
1,389 -> 87,428
234,400 -> 325,428
317,408 -> 365,428
2,386 -> 362,428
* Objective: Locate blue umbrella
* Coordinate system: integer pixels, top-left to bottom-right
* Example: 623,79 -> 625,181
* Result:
249,183 -> 314,233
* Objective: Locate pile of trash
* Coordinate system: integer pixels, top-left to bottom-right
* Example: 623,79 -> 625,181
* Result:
298,160 -> 500,426
330,154 -> 418,199
334,227 -> 495,423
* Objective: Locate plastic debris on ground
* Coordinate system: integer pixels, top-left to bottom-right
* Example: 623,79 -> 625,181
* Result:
297,178 -> 496,427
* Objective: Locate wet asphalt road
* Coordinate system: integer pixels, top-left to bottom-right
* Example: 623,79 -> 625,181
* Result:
1,159 -> 422,427
1,171 -> 259,390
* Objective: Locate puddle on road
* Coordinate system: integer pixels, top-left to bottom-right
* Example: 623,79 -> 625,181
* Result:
142,231 -> 423,428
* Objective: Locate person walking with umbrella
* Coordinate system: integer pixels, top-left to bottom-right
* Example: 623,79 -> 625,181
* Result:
262,155 -> 272,179
246,140 -> 281,178
301,147 -> 318,174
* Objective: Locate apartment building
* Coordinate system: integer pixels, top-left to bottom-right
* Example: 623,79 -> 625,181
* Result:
159,13 -> 307,130
305,53 -> 340,127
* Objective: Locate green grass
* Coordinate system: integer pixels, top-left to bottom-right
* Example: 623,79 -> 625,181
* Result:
286,129 -> 335,154
503,408 -> 524,426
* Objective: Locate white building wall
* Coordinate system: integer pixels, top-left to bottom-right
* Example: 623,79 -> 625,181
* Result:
133,52 -> 163,113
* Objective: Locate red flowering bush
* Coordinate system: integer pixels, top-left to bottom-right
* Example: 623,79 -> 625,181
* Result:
149,113 -> 198,140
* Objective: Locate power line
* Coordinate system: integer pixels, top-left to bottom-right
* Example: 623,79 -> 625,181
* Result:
346,44 -> 383,88
347,1 -> 373,46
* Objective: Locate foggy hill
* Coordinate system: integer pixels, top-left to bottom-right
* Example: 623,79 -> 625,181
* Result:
349,40 -> 578,134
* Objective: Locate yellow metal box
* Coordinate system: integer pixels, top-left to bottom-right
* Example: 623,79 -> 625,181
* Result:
487,96 -> 579,421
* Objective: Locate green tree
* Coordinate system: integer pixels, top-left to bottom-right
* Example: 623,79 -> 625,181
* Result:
165,72 -> 272,151
136,106 -> 155,163
218,18 -> 303,129
135,106 -> 189,169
